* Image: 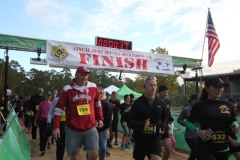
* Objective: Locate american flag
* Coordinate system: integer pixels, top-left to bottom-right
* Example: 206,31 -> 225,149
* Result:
206,10 -> 220,67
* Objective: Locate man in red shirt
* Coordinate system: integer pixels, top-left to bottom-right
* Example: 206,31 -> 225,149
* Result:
53,66 -> 104,160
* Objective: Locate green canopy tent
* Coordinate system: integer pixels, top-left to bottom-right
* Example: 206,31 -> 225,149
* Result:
116,84 -> 142,100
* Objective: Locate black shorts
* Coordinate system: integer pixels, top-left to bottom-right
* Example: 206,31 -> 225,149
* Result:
133,138 -> 162,160
161,130 -> 170,140
112,117 -> 118,132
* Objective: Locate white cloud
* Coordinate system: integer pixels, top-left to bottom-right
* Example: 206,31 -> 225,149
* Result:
2,0 -> 240,75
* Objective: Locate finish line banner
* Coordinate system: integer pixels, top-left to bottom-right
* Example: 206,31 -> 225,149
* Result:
47,40 -> 174,75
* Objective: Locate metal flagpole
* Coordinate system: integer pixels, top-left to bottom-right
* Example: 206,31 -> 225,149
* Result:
201,8 -> 210,63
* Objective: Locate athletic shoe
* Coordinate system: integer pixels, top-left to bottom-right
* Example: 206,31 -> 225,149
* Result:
125,144 -> 131,149
114,140 -> 118,145
46,143 -> 51,149
40,151 -> 45,156
106,150 -> 110,156
108,143 -> 113,148
121,144 -> 126,150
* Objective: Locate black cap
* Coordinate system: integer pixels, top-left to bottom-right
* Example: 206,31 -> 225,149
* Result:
158,84 -> 168,93
105,92 -> 110,95
205,76 -> 228,87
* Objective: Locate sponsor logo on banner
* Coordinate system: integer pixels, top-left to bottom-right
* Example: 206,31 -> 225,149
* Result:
51,45 -> 69,61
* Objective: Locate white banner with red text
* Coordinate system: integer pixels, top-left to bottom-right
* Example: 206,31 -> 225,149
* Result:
46,40 -> 174,75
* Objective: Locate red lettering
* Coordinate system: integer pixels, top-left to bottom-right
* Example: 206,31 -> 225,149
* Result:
102,56 -> 114,66
124,58 -> 134,68
116,57 -> 123,67
136,59 -> 147,70
92,54 -> 100,65
79,52 -> 147,71
79,53 -> 91,64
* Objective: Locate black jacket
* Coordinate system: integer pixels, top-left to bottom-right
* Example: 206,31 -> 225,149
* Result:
127,95 -> 167,141
97,100 -> 113,132
28,94 -> 45,114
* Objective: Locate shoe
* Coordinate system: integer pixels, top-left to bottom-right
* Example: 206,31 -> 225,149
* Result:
114,140 -> 118,145
106,150 -> 110,156
125,144 -> 131,149
108,143 -> 113,148
46,143 -> 51,149
121,144 -> 126,150
40,151 -> 45,156
51,138 -> 55,145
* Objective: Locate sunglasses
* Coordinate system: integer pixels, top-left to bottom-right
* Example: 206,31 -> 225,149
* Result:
145,76 -> 157,81
144,76 -> 157,84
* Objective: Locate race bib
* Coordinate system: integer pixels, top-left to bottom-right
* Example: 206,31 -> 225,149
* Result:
212,131 -> 227,144
77,104 -> 91,116
35,105 -> 39,110
61,112 -> 66,121
142,124 -> 156,134
122,121 -> 127,126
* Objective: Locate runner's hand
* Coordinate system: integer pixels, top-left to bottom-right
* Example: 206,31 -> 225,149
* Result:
52,128 -> 60,140
105,129 -> 110,139
196,129 -> 212,142
97,120 -> 104,128
144,118 -> 150,128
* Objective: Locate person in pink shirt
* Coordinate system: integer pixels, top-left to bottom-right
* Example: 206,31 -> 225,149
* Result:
34,92 -> 52,156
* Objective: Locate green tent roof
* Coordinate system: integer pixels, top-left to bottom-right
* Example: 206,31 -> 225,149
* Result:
117,84 -> 142,100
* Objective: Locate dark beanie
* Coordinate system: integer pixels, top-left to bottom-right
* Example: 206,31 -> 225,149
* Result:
158,84 -> 168,93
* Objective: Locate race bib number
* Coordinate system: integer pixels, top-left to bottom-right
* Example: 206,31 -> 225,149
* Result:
212,131 -> 227,144
35,105 -> 39,110
77,104 -> 91,116
122,121 -> 127,126
61,112 -> 66,121
142,124 -> 156,134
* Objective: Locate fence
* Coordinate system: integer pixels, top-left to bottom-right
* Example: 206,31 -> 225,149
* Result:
0,110 -> 30,160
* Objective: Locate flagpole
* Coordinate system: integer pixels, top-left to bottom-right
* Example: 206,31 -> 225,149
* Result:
200,8 -> 210,64
199,8 -> 210,92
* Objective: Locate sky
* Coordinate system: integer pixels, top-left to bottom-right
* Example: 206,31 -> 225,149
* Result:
0,0 -> 240,80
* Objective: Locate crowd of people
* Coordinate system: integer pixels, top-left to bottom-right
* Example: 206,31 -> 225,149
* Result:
1,66 -> 240,160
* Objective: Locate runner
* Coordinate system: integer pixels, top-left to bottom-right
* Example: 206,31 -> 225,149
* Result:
185,76 -> 239,160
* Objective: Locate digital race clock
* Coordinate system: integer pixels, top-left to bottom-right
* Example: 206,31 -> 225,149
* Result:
95,36 -> 132,50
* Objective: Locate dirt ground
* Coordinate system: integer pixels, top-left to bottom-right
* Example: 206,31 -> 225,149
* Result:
28,132 -> 189,160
